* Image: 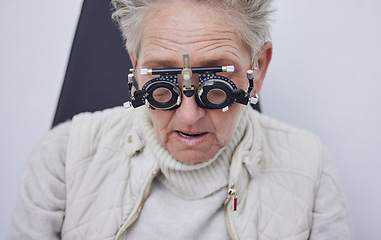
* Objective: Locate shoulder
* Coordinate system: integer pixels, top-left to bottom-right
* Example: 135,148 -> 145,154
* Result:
30,120 -> 71,165
250,109 -> 322,151
71,106 -> 136,131
69,106 -> 145,146
23,120 -> 71,197
66,107 -> 148,168
248,109 -> 324,182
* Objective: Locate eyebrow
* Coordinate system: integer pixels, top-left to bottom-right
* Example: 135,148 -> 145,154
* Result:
141,59 -> 179,69
141,57 -> 238,69
198,58 -> 237,68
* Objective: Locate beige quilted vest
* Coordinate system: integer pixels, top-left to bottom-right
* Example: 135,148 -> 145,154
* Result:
61,107 -> 322,240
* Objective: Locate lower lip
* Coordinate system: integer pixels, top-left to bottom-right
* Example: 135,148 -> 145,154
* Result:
175,131 -> 208,147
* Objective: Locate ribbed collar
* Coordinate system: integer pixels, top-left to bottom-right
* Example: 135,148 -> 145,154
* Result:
138,107 -> 248,199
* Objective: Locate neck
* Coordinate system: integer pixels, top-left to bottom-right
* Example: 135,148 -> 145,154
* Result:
138,107 -> 248,199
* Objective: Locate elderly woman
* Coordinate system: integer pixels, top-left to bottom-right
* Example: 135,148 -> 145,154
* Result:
8,0 -> 353,239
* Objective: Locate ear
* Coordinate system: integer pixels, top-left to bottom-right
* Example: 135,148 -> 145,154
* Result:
253,41 -> 273,94
126,43 -> 136,68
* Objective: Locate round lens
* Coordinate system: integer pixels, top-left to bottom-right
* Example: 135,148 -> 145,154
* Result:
152,87 -> 172,103
207,89 -> 227,104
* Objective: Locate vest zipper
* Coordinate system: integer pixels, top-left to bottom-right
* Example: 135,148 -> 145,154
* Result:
115,169 -> 159,240
224,183 -> 237,240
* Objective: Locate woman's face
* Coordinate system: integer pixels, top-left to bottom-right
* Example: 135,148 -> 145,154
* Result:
133,2 -> 253,164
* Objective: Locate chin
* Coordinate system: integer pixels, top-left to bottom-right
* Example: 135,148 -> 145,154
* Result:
171,150 -> 217,165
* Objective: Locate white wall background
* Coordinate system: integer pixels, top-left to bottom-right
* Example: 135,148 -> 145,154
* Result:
0,0 -> 380,239
0,0 -> 83,237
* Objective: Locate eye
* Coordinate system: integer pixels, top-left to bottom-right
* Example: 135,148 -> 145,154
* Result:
206,89 -> 227,104
152,87 -> 172,103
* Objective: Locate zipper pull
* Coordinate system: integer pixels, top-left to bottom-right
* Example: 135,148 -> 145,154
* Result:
228,184 -> 238,212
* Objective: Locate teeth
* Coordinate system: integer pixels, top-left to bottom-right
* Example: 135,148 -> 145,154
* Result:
179,132 -> 192,138
179,132 -> 201,138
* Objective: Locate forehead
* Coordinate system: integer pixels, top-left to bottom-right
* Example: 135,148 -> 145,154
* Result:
138,2 -> 249,68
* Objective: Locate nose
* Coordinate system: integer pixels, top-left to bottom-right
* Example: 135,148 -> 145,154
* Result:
175,92 -> 206,125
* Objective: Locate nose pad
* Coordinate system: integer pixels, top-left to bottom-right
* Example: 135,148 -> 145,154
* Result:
183,87 -> 195,97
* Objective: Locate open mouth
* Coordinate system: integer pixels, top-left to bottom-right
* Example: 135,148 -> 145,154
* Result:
178,131 -> 206,138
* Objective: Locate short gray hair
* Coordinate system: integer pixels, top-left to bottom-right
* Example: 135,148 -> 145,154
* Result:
111,0 -> 273,65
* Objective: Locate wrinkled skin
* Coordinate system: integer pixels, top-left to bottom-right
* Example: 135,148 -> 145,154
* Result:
128,1 -> 272,164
